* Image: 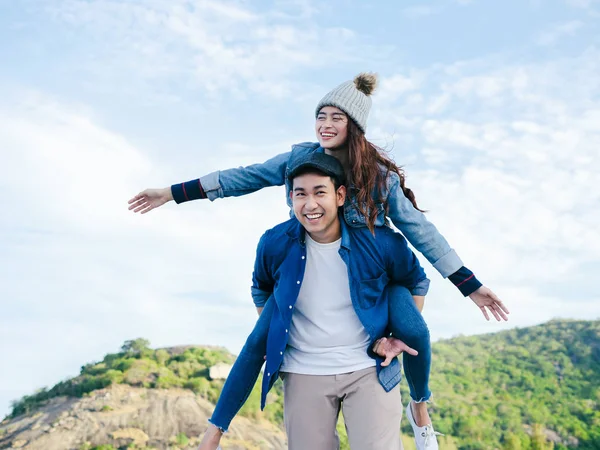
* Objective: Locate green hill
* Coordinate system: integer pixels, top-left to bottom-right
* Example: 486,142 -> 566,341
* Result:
421,319 -> 600,449
4,319 -> 599,450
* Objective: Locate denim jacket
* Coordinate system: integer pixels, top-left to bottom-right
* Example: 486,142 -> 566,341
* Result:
252,216 -> 429,409
197,142 -> 463,278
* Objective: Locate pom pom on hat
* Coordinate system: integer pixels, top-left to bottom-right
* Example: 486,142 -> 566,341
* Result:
353,72 -> 378,96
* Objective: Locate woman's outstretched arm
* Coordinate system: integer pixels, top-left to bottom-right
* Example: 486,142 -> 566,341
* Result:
128,151 -> 291,213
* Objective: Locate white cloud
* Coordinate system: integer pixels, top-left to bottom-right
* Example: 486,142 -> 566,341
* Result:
537,20 -> 584,46
0,87 -> 291,417
373,48 -> 600,333
402,5 -> 444,19
35,0 -> 372,99
378,73 -> 423,103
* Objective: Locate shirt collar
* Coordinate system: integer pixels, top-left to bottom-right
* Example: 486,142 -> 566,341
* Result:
339,214 -> 351,250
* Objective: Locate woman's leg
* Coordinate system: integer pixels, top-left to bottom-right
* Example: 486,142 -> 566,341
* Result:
198,296 -> 275,449
387,284 -> 440,449
387,284 -> 432,405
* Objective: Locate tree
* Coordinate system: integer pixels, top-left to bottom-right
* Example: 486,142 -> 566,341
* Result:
155,349 -> 170,366
531,424 -> 554,450
121,338 -> 151,355
503,432 -> 523,450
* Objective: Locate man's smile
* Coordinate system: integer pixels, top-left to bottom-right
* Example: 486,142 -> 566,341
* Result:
304,213 -> 324,222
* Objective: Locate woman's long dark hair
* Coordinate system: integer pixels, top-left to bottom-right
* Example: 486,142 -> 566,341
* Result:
346,118 -> 423,233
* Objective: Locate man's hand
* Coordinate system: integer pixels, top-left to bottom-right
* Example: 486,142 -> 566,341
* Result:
469,286 -> 510,321
128,187 -> 173,214
372,337 -> 418,367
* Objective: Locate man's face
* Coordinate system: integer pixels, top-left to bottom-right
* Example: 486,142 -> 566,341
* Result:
315,106 -> 349,150
291,172 -> 346,243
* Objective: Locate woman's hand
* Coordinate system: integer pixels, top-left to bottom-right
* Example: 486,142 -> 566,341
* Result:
128,187 -> 173,214
469,286 -> 510,321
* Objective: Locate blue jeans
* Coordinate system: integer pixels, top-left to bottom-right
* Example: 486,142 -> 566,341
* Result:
387,284 -> 432,403
209,285 -> 431,431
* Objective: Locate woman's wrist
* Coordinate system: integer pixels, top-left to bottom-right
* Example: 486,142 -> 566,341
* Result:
164,186 -> 174,202
171,179 -> 206,204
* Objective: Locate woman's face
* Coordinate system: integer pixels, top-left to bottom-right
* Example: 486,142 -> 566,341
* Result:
315,106 -> 349,150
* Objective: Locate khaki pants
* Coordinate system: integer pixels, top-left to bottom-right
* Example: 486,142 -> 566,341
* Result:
282,367 -> 403,450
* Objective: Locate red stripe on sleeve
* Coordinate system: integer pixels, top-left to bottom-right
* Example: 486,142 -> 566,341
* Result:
456,274 -> 474,287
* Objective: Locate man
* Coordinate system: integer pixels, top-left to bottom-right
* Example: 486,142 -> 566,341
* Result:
252,152 -> 430,450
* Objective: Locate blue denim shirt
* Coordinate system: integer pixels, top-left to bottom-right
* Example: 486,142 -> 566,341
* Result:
199,142 -> 463,277
251,216 -> 430,409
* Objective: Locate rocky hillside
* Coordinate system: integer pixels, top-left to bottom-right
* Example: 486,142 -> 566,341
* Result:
0,384 -> 285,450
1,342 -> 286,450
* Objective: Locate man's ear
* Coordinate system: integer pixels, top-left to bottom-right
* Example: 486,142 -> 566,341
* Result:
337,185 -> 346,206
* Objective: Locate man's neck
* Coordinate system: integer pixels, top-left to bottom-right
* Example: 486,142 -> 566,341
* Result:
306,222 -> 342,244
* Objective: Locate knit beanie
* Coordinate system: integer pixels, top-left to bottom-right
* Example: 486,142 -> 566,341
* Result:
315,72 -> 378,133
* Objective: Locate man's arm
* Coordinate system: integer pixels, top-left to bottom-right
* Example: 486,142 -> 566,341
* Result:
251,232 -> 275,310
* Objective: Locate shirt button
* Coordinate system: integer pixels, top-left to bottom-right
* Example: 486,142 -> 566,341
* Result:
267,372 -> 271,376
301,256 -> 305,259
289,305 -> 293,309
280,351 -> 283,355
285,329 -> 289,333
296,281 -> 300,284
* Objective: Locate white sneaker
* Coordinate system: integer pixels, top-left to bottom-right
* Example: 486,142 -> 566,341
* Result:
406,401 -> 442,450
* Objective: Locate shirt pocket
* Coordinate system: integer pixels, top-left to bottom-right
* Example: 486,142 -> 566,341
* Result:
357,271 -> 389,309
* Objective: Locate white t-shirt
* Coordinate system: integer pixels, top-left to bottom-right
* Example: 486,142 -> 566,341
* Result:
280,234 -> 375,375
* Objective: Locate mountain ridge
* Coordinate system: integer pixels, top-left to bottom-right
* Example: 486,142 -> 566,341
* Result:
2,318 -> 599,450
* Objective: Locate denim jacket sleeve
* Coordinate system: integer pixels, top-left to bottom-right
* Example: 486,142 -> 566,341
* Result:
199,151 -> 291,201
385,172 -> 463,278
251,232 -> 275,308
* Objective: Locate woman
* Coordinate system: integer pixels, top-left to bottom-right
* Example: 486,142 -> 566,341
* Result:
128,73 -> 509,450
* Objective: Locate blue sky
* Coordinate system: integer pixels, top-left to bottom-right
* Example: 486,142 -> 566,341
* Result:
1,0 -> 599,418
